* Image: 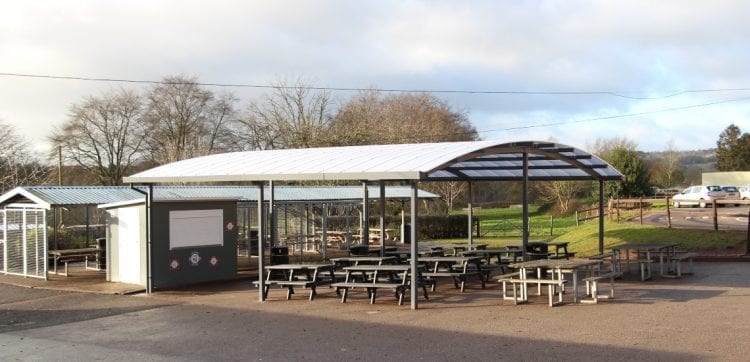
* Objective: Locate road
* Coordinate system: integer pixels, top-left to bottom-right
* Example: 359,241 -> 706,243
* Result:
3,262 -> 750,361
640,205 -> 749,231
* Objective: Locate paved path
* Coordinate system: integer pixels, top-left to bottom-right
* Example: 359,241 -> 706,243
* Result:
1,262 -> 749,360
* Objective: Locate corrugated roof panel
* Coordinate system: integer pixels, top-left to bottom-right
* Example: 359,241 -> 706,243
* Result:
24,186 -> 143,206
0,186 -> 439,209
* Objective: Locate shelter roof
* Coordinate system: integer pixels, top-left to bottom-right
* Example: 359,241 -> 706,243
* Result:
0,185 -> 438,209
123,140 -> 623,183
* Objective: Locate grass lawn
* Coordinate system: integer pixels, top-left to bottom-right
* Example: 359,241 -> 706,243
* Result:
440,206 -> 747,257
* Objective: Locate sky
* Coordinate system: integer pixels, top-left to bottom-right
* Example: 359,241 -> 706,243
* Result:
1,0 -> 750,155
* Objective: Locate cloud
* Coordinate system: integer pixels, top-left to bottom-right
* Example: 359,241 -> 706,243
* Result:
1,0 -> 750,153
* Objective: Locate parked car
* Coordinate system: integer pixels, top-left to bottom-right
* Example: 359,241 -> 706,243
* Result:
740,186 -> 750,200
721,186 -> 741,206
672,185 -> 727,208
651,187 -> 680,197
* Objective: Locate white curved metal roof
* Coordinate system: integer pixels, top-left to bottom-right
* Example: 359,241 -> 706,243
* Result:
123,140 -> 623,183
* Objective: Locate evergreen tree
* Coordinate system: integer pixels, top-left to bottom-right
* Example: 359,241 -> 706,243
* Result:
605,147 -> 651,198
716,124 -> 750,171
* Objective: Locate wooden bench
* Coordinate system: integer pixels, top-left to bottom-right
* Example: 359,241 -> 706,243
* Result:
50,252 -> 100,276
253,279 -> 320,300
497,277 -> 567,307
549,252 -> 576,260
331,282 -> 410,305
422,270 -> 484,292
581,271 -> 623,304
669,252 -> 697,277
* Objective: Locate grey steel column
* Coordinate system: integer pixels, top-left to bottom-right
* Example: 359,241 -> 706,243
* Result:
269,181 -> 275,248
322,203 -> 328,259
467,181 -> 473,247
362,181 -> 369,246
256,182 -> 265,302
146,184 -> 153,294
522,151 -> 529,259
410,181 -> 419,310
599,180 -> 604,254
379,181 -> 386,257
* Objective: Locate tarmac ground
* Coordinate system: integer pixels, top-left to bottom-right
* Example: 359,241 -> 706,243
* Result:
1,260 -> 749,361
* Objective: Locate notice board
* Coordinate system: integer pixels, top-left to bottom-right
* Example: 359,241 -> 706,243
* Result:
168,209 -> 223,249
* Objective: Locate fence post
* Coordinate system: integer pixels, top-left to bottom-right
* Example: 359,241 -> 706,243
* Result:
549,215 -> 553,236
616,198 -> 620,223
639,197 -> 643,225
666,196 -> 672,228
575,210 -> 579,227
713,200 -> 718,231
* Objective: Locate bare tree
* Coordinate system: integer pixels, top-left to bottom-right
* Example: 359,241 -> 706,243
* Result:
142,75 -> 238,163
587,137 -> 637,159
236,77 -> 333,150
536,180 -> 588,213
424,181 -> 468,213
0,120 -> 50,192
330,91 -> 478,145
650,139 -> 684,188
49,89 -> 146,185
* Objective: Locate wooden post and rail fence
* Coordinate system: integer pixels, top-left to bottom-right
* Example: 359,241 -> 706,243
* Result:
575,197 -> 750,234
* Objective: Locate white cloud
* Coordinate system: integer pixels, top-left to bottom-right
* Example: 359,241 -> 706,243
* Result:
2,0 -> 750,154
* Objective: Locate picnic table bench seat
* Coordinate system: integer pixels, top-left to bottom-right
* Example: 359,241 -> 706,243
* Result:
668,252 -> 697,277
422,270 -> 485,292
331,281 -> 428,305
252,280 -> 322,301
497,276 -> 567,307
548,252 -> 576,260
581,271 -> 623,304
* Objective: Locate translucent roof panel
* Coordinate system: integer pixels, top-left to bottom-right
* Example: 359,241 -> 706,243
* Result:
123,140 -> 623,183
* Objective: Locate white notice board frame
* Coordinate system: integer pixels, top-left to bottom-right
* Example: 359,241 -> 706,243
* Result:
169,209 -> 223,250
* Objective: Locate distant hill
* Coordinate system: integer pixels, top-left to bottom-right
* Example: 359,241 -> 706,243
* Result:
643,148 -> 717,186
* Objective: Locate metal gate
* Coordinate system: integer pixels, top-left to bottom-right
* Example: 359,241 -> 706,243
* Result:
1,208 -> 47,279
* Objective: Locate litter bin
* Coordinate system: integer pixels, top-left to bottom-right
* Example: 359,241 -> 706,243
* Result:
95,237 -> 106,270
349,245 -> 369,256
526,241 -> 549,262
401,224 -> 411,243
270,246 -> 289,265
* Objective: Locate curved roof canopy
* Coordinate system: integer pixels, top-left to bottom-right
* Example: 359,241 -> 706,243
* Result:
123,140 -> 622,183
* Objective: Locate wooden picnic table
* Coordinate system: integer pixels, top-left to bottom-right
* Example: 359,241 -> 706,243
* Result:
439,243 -> 488,256
258,263 -> 337,301
330,256 -> 397,266
505,241 -> 574,260
459,248 -> 523,265
384,248 -> 437,262
612,242 -> 679,279
332,264 -> 428,305
509,258 -> 602,303
415,256 -> 487,292
48,247 -> 101,276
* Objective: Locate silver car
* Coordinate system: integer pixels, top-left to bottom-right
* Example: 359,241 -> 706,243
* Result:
672,185 -> 727,208
721,186 -> 741,206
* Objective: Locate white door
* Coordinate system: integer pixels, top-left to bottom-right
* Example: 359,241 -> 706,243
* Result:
117,207 -> 141,284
